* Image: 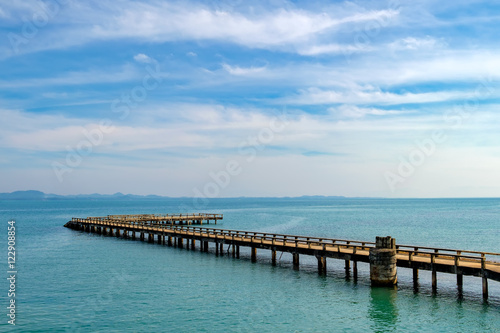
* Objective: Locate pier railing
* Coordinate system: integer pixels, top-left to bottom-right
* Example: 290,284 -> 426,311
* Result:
69,217 -> 500,267
65,215 -> 500,300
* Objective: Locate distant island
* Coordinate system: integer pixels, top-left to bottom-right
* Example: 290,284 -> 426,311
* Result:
0,190 -> 351,201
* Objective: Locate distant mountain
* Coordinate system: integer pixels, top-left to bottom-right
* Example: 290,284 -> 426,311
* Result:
0,190 -> 47,200
0,191 -> 365,200
0,190 -> 167,200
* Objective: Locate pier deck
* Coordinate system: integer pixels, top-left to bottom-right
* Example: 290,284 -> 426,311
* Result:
65,214 -> 500,300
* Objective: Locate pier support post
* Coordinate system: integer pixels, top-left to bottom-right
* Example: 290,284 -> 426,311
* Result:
272,250 -> 277,266
219,243 -> 224,256
204,241 -> 209,252
317,256 -> 326,275
293,253 -> 299,270
236,245 -> 240,258
251,247 -> 257,262
110,228 -> 114,237
168,236 -> 172,246
369,236 -> 397,286
232,245 -> 236,258
157,234 -> 162,245
216,242 -> 220,256
482,257 -> 488,300
178,237 -> 183,249
116,229 -> 121,238
132,231 -> 136,240
353,261 -> 358,281
191,239 -> 196,250
431,253 -> 437,293
457,273 -> 463,294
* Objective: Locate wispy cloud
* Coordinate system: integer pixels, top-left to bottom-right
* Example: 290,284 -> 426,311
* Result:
222,63 -> 266,76
283,87 -> 470,106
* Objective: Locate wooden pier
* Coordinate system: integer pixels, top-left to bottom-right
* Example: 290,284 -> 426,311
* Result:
64,214 -> 500,300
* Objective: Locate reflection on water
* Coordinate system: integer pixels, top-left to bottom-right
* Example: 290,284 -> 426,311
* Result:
369,287 -> 399,332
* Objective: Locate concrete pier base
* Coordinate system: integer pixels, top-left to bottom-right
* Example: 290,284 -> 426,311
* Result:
369,236 -> 397,286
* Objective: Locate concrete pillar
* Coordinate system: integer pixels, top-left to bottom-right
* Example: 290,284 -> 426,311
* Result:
369,236 -> 397,286
293,253 -> 299,270
251,247 -> 257,262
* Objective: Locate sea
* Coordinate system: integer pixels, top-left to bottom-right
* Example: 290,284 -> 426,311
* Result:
0,197 -> 499,332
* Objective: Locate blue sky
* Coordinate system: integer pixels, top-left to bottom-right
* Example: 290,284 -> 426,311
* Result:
1,0 -> 500,197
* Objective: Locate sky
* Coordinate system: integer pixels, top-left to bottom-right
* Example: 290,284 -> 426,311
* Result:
1,0 -> 500,198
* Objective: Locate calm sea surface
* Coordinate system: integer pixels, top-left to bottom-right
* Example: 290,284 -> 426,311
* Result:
0,198 -> 499,332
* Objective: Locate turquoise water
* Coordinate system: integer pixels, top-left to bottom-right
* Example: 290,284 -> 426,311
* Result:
1,198 -> 499,332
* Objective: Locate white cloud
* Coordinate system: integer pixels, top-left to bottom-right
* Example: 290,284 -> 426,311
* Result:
330,105 -> 409,118
388,36 -> 445,51
297,43 -> 372,56
222,63 -> 266,76
284,87 -> 469,106
133,53 -> 155,64
0,1 -> 401,56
